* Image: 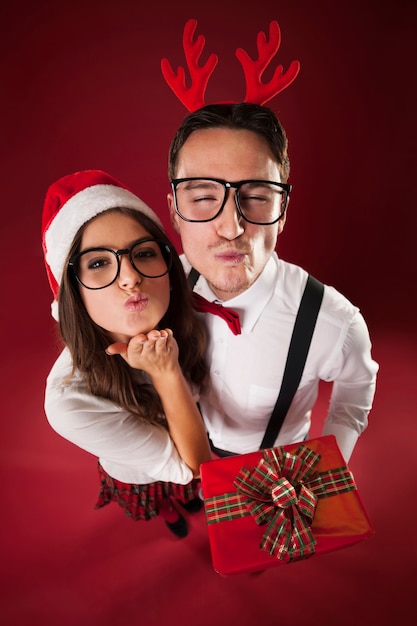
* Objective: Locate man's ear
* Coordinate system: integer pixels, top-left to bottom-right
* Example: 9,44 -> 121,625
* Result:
277,197 -> 289,234
167,193 -> 181,234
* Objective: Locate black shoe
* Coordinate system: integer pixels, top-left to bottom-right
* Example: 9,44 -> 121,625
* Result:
165,514 -> 188,538
181,497 -> 203,513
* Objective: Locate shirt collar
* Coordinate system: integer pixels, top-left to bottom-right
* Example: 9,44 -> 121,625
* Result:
193,255 -> 278,333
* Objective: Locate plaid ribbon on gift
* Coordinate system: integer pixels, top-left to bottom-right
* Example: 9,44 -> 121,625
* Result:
204,444 -> 357,562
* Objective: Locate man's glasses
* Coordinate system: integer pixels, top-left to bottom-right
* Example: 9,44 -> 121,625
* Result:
69,238 -> 172,290
171,178 -> 291,225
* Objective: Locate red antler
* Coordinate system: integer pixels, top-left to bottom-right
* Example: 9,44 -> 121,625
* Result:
235,21 -> 300,105
161,19 -> 218,112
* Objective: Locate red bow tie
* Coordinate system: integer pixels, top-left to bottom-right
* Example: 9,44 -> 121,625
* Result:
192,292 -> 241,335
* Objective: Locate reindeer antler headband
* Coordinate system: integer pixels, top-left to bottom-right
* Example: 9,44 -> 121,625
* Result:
161,19 -> 300,112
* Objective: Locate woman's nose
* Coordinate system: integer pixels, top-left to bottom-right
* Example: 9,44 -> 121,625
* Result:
117,254 -> 142,287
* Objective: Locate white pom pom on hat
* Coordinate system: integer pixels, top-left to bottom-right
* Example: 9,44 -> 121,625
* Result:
42,169 -> 164,320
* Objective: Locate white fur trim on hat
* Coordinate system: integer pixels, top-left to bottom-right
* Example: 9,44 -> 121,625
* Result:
44,183 -> 163,292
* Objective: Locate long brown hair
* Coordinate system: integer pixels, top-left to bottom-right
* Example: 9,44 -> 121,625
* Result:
58,207 -> 208,424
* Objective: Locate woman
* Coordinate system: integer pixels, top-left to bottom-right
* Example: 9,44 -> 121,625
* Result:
42,169 -> 211,537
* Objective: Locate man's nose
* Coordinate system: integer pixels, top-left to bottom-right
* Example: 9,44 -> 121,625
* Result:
215,191 -> 245,239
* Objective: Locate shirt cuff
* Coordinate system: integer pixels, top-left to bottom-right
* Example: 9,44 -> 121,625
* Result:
321,422 -> 359,463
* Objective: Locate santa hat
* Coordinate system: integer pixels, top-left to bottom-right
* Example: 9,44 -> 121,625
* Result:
42,169 -> 163,320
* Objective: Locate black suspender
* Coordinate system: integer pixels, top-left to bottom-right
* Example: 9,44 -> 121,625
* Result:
188,267 -> 201,289
259,275 -> 324,449
188,269 -> 324,451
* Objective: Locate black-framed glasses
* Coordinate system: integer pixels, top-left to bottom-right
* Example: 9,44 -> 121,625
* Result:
69,238 -> 172,290
171,177 -> 291,225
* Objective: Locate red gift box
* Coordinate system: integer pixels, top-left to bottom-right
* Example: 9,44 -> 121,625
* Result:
200,435 -> 375,576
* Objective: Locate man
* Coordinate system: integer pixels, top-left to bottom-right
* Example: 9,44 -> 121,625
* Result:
166,102 -> 378,462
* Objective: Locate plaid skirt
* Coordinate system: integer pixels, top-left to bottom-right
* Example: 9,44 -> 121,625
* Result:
95,462 -> 198,521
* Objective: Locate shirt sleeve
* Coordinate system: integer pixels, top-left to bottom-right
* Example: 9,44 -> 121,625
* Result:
321,310 -> 379,462
44,352 -> 194,485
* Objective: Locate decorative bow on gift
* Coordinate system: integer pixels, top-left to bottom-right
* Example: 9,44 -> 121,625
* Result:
205,444 -> 357,563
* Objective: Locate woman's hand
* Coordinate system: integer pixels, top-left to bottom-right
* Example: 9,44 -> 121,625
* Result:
106,329 -> 180,378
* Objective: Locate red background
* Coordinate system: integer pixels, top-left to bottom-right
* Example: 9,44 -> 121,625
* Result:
3,1 -> 416,326
1,1 -> 416,625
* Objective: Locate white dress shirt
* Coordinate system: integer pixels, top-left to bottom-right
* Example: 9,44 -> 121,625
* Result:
183,253 -> 378,462
44,348 -> 194,484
